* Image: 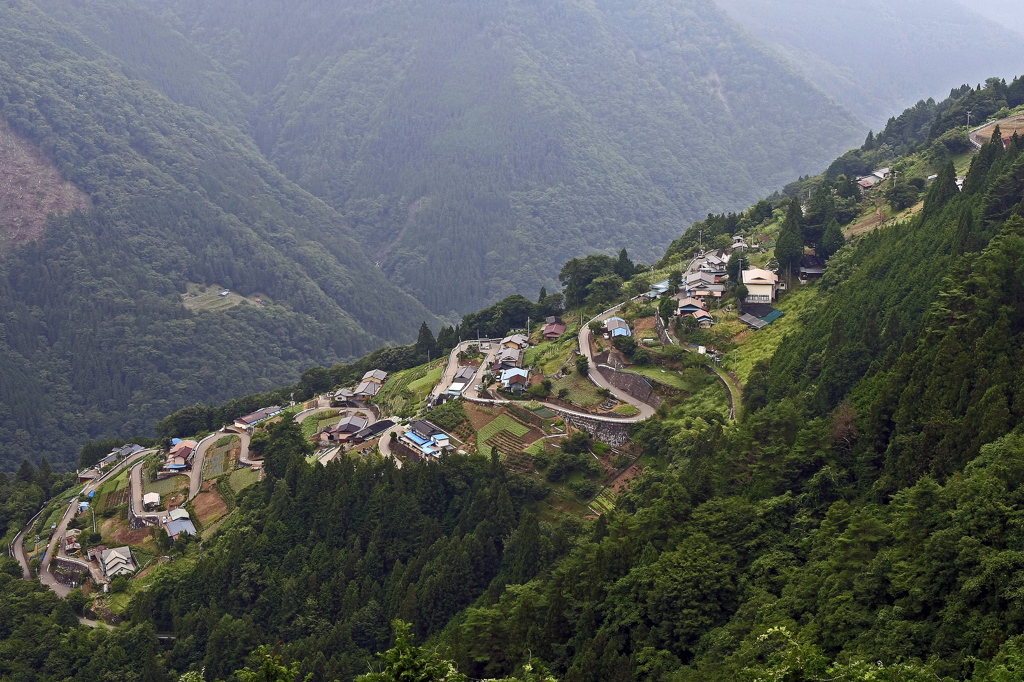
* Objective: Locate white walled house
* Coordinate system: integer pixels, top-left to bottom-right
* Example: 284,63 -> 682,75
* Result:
742,268 -> 780,303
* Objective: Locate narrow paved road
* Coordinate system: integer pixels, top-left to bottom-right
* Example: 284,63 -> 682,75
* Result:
32,448 -> 155,597
10,506 -> 47,580
187,432 -> 223,501
375,422 -> 405,469
576,302 -> 658,421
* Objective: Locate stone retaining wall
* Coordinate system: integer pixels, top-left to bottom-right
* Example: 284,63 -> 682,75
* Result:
597,367 -> 663,409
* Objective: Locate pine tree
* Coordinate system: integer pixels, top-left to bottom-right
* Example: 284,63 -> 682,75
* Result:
538,287 -> 547,304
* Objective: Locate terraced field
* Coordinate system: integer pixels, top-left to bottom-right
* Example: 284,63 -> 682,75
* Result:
591,488 -> 617,514
476,415 -> 531,457
375,361 -> 444,417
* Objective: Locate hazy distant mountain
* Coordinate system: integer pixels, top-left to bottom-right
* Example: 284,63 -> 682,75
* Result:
952,0 -> 1024,37
137,0 -> 863,316
714,0 -> 1024,129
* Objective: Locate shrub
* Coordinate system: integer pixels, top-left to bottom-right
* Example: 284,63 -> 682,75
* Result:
561,432 -> 594,455
569,480 -> 600,499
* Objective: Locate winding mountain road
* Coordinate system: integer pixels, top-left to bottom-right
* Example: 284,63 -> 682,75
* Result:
20,447 -> 155,596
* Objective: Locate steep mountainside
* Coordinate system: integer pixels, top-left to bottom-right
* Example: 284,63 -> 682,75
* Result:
714,0 -> 1024,129
138,0 -> 863,314
0,0 -> 440,472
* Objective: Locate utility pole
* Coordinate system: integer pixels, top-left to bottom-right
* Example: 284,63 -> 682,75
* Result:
698,229 -> 703,254
967,110 -> 973,128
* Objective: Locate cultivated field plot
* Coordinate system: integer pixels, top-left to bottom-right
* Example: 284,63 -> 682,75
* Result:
375,361 -> 444,417
203,435 -> 240,479
978,114 -> 1024,142
95,472 -> 129,511
591,488 -> 617,514
180,283 -> 253,312
476,415 -> 532,457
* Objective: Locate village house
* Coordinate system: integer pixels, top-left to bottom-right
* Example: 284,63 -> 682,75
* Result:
742,268 -> 780,303
353,381 -> 381,401
64,529 -> 82,556
165,508 -> 196,540
799,255 -> 826,280
143,492 -> 160,510
500,367 -> 530,393
165,439 -> 198,471
648,280 -> 671,298
352,419 -> 394,444
399,420 -> 455,460
361,369 -> 389,385
857,176 -> 880,191
492,347 -> 524,371
443,366 -> 478,400
542,316 -> 567,340
691,309 -> 715,328
321,415 -> 368,443
233,406 -> 283,432
501,334 -> 530,350
100,546 -> 137,579
701,250 -> 728,274
677,297 -> 707,316
605,317 -> 631,338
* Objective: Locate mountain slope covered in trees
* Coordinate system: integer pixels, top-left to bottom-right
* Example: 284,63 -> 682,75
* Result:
714,0 -> 1024,129
0,0 -> 441,473
132,0 -> 864,314
5,86 -> 1024,682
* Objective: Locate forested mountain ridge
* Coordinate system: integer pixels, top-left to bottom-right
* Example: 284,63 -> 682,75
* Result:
0,0 -> 441,473
137,0 -> 863,314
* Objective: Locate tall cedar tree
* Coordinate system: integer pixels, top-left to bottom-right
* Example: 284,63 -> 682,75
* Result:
775,198 -> 805,281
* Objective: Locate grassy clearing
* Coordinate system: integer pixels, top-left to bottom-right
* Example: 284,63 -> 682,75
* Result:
624,366 -> 702,392
229,467 -> 259,493
730,285 -> 819,383
613,404 -> 640,416
552,372 -> 604,408
408,365 -> 444,396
